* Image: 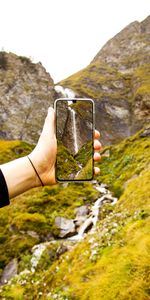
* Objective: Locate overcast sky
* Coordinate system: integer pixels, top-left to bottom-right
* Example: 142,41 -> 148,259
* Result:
0,0 -> 149,82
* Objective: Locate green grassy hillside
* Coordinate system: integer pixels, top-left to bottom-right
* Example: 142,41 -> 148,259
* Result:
0,128 -> 149,299
97,128 -> 150,197
60,61 -> 129,100
56,141 -> 79,180
0,140 -> 98,277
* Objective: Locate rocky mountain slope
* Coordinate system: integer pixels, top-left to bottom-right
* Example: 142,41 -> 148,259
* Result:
60,16 -> 150,145
0,15 -> 150,300
0,52 -> 55,144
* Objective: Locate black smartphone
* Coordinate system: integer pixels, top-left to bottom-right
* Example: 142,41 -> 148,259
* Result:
54,98 -> 95,181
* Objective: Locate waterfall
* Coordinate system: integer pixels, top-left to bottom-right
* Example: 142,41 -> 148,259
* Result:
68,107 -> 78,154
55,85 -> 75,98
55,85 -> 78,154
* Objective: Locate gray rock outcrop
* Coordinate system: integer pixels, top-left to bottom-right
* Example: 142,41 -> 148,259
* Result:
0,52 -> 55,144
60,16 -> 150,145
0,258 -> 18,285
55,217 -> 76,238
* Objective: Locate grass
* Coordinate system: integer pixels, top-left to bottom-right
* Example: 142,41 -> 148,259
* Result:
0,127 -> 150,299
0,139 -> 99,274
76,159 -> 93,180
56,141 -> 79,180
0,140 -> 34,164
96,129 -> 150,197
75,141 -> 93,167
12,168 -> 149,300
59,61 -> 131,100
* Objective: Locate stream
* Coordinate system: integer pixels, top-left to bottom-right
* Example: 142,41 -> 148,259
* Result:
29,182 -> 118,272
0,181 -> 118,284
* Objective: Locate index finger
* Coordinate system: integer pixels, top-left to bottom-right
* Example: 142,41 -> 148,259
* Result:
94,129 -> 100,139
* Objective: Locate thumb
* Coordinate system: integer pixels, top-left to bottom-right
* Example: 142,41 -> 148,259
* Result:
41,107 -> 56,138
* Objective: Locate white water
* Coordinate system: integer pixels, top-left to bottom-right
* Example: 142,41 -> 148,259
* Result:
55,85 -> 75,98
69,184 -> 118,241
68,107 -> 78,153
55,85 -> 78,154
31,243 -> 47,273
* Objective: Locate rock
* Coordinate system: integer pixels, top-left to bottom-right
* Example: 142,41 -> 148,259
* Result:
56,244 -> 69,257
101,183 -> 108,189
60,16 -> 150,145
0,258 -> 18,285
31,243 -> 47,272
140,127 -> 150,137
102,150 -> 110,157
73,216 -> 87,232
0,52 -> 54,144
40,232 -> 54,242
75,205 -> 89,217
55,217 -> 76,238
27,231 -> 39,239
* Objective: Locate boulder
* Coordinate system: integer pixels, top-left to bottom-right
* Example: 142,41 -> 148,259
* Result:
0,258 -> 18,285
140,127 -> 150,137
55,217 -> 76,238
75,205 -> 89,217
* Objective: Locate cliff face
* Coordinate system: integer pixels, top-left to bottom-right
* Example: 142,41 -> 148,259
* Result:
60,16 -> 150,145
0,52 -> 55,144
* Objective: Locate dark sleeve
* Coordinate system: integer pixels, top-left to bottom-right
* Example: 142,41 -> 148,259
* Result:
0,169 -> 10,208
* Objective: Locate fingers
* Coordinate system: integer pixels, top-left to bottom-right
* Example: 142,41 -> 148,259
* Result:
47,107 -> 55,136
94,152 -> 101,161
41,107 -> 55,138
94,129 -> 101,176
94,129 -> 102,162
94,167 -> 100,175
94,139 -> 102,151
94,129 -> 100,139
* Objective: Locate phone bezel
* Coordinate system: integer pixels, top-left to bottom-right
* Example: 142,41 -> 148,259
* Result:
54,98 -> 95,182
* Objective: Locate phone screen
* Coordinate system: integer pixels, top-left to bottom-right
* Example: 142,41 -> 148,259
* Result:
55,98 -> 94,181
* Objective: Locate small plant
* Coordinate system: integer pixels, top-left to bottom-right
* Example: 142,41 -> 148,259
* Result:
18,55 -> 37,73
0,50 -> 7,70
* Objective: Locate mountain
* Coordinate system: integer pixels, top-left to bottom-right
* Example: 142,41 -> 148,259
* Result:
60,16 -> 150,145
0,16 -> 150,300
0,52 -> 55,144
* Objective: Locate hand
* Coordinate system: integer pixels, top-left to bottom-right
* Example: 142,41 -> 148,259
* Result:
94,129 -> 102,175
29,107 -> 102,186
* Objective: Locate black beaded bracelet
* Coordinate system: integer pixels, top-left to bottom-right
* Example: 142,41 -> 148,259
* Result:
27,156 -> 44,187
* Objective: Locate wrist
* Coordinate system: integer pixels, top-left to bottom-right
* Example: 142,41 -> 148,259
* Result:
0,156 -> 40,199
27,156 -> 44,187
28,149 -> 46,186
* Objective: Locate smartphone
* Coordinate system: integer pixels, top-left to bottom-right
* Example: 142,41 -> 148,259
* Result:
54,98 -> 95,182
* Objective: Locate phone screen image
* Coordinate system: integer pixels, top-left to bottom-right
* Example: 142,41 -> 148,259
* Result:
55,98 -> 94,181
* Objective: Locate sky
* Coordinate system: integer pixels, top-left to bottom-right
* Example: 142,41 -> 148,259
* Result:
0,0 -> 150,83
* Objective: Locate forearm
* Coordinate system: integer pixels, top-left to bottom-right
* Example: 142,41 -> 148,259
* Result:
0,156 -> 41,199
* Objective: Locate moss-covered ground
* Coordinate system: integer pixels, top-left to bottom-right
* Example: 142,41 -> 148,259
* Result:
0,140 -> 98,276
59,61 -> 131,100
0,129 -> 150,299
56,141 -> 79,180
97,129 -> 150,197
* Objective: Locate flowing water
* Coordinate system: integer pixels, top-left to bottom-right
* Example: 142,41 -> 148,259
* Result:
68,106 -> 78,153
55,85 -> 75,98
55,85 -> 78,154
69,183 -> 118,241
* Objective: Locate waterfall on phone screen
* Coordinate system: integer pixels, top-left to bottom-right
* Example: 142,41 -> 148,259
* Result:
68,106 -> 78,154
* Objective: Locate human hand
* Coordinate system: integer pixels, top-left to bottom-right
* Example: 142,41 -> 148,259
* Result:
29,107 -> 101,186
